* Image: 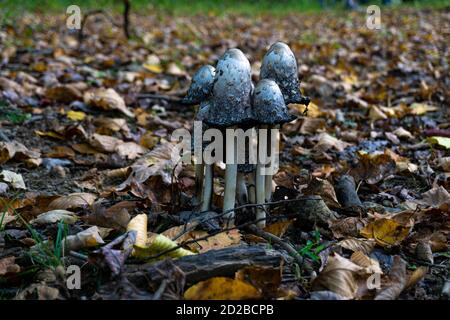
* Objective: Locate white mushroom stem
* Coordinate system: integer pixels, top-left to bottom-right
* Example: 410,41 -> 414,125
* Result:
256,125 -> 268,228
265,125 -> 279,202
200,164 -> 213,212
236,171 -> 248,205
223,138 -> 238,225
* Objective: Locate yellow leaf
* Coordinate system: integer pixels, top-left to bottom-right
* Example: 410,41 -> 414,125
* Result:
409,103 -> 438,115
127,214 -> 148,247
360,218 -> 412,247
132,233 -> 195,259
67,110 -> 86,121
427,136 -> 450,150
184,277 -> 261,300
143,63 -> 163,74
35,130 -> 65,140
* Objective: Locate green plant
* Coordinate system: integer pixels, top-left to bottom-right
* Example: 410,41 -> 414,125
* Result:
298,229 -> 326,263
0,100 -> 31,125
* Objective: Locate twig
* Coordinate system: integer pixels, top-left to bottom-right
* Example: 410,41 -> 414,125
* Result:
247,225 -> 313,274
70,251 -> 88,261
136,94 -> 183,103
152,279 -> 168,300
123,0 -> 131,39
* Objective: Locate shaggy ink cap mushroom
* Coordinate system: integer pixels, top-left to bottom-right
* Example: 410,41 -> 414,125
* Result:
252,79 -> 296,125
182,65 -> 216,105
260,42 -> 310,106
198,48 -> 253,128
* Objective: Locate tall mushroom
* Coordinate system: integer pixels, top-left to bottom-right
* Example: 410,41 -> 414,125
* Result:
252,79 -> 296,227
260,42 -> 310,203
182,65 -> 216,211
197,49 -> 253,224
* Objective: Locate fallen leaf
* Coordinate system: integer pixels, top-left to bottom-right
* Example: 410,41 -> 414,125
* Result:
312,253 -> 366,299
419,186 -> 450,210
30,209 -> 78,225
427,136 -> 450,149
84,88 -> 135,118
88,133 -> 123,153
374,256 -> 407,300
0,141 -> 40,164
303,177 -> 340,209
184,277 -> 261,300
409,103 -> 438,115
115,142 -> 148,160
360,217 -> 413,247
67,110 -> 86,121
63,226 -> 105,251
0,256 -> 21,275
314,133 -> 351,153
337,238 -> 376,255
0,170 -> 26,189
48,193 -> 97,210
263,220 -> 293,238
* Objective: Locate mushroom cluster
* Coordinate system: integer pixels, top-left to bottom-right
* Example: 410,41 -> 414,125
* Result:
183,42 -> 309,228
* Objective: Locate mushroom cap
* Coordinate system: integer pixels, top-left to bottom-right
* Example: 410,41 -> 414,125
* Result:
252,79 -> 296,125
260,42 -> 309,105
183,65 -> 216,105
201,48 -> 253,128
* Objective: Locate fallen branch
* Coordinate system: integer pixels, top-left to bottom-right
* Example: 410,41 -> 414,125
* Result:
125,245 -> 288,287
247,225 -> 313,274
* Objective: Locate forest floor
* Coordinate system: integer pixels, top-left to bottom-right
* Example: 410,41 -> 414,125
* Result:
0,6 -> 449,300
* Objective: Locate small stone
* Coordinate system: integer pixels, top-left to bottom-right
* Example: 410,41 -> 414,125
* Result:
51,165 -> 66,178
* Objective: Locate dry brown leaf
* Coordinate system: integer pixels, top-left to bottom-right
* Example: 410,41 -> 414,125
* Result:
30,209 -> 78,225
88,133 -> 123,153
45,146 -> 75,158
329,217 -> 367,239
350,251 -> 382,274
419,186 -> 450,211
405,266 -> 428,290
350,151 -> 396,184
300,118 -> 326,135
313,133 -> 351,153
263,220 -> 293,237
185,229 -> 241,253
337,238 -> 376,255
45,85 -> 82,103
48,193 -> 97,210
184,277 -> 261,300
0,256 -> 21,275
374,256 -> 407,300
84,88 -> 135,118
303,177 -> 340,209
115,142 -> 148,160
368,105 -> 388,121
312,253 -> 365,299
0,141 -> 40,164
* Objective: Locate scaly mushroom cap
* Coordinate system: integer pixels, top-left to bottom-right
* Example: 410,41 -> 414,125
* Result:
183,65 -> 216,105
252,79 -> 296,125
260,42 -> 310,105
198,49 -> 253,127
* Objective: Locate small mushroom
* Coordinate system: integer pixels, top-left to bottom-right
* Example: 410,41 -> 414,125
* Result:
260,42 -> 310,105
183,65 -> 216,211
182,65 -> 216,105
198,49 -> 253,223
252,79 -> 295,227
